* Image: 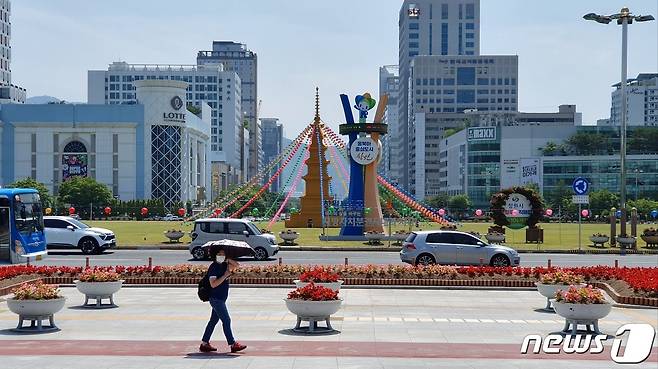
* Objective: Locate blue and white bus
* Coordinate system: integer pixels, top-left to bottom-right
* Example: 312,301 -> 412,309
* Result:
0,188 -> 47,264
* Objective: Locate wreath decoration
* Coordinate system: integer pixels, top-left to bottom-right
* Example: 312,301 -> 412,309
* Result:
489,186 -> 544,229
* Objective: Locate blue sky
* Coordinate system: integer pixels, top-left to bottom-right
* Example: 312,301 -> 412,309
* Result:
12,0 -> 658,138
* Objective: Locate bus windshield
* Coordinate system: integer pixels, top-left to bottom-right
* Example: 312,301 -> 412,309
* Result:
13,193 -> 44,236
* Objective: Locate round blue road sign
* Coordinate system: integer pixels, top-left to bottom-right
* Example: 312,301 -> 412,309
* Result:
572,177 -> 589,195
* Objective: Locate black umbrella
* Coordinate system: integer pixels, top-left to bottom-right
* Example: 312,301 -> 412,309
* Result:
203,240 -> 255,259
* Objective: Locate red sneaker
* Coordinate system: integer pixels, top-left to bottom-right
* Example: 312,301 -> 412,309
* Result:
230,342 -> 247,353
199,343 -> 217,352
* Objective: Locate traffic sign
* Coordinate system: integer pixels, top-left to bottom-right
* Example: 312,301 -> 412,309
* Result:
572,177 -> 589,195
572,195 -> 590,204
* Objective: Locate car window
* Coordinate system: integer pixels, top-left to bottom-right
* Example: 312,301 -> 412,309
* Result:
197,222 -> 209,233
425,233 -> 453,244
209,222 -> 225,234
227,222 -> 247,234
44,219 -> 70,229
405,233 -> 417,243
451,233 -> 481,245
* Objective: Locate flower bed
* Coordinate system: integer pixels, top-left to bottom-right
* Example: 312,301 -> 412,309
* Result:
539,271 -> 585,285
1,264 -> 657,303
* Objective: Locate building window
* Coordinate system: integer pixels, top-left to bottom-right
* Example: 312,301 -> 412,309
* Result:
409,23 -> 419,30
457,90 -> 475,103
441,23 -> 449,55
409,33 -> 419,39
457,67 -> 475,85
443,78 -> 455,85
465,23 -> 475,30
465,3 -> 475,19
441,3 -> 448,19
409,41 -> 419,48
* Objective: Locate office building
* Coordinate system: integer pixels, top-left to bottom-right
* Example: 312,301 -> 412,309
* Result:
87,62 -> 243,199
378,65 -> 400,182
610,73 -> 658,126
1,80 -> 212,207
438,108 -> 658,209
0,0 -> 25,104
397,0 -> 481,189
260,118 -> 283,192
197,41 -> 262,179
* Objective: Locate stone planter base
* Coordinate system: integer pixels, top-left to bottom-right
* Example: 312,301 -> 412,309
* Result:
293,316 -> 335,334
83,295 -> 117,308
75,280 -> 123,309
13,314 -> 60,333
561,318 -> 603,335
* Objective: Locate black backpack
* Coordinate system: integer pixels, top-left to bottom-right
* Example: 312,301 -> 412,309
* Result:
197,273 -> 211,302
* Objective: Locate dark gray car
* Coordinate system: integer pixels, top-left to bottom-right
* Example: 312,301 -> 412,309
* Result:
399,230 -> 520,266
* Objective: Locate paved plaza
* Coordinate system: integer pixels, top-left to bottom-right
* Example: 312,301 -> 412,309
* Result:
0,287 -> 656,368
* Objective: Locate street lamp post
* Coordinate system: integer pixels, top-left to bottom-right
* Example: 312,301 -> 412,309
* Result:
583,8 -> 654,237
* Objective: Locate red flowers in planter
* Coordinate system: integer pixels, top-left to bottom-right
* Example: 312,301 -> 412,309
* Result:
299,266 -> 340,283
77,269 -> 121,282
555,285 -> 606,304
287,283 -> 339,301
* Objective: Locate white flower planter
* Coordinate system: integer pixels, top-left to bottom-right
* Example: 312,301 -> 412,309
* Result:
294,280 -> 344,292
535,283 -> 585,310
164,231 -> 185,242
279,233 -> 299,244
75,280 -> 124,296
485,233 -> 505,244
285,298 -> 342,318
589,236 -> 609,244
393,233 -> 410,242
74,280 -> 124,308
553,301 -> 612,321
616,236 -> 636,247
7,297 -> 66,317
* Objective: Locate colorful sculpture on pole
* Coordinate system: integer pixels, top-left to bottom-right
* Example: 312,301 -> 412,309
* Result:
338,92 -> 388,236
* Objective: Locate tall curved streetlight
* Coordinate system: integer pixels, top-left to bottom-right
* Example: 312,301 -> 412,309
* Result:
583,8 -> 654,237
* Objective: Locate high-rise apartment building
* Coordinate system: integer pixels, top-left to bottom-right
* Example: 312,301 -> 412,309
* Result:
197,41 -> 262,180
397,0 -> 481,189
610,73 -> 657,126
0,0 -> 25,104
88,62 -> 243,199
260,118 -> 283,192
378,65 -> 400,182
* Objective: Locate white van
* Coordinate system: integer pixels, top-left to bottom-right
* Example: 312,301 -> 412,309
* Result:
189,218 -> 279,261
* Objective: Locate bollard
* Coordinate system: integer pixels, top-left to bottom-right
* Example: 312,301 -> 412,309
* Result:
547,259 -> 552,268
148,257 -> 153,269
85,257 -> 90,268
479,258 -> 483,266
26,257 -> 30,267
344,257 -> 348,266
278,257 -> 282,266
615,259 -> 619,268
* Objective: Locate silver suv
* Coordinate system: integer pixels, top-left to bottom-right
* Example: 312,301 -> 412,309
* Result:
399,230 -> 520,266
43,216 -> 116,254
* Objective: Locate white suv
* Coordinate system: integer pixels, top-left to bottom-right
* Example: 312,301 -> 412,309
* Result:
189,218 -> 279,261
44,216 -> 117,254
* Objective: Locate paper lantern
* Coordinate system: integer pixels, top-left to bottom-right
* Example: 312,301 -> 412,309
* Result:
141,207 -> 149,216
511,209 -> 519,216
651,210 -> 658,219
45,207 -> 52,215
177,208 -> 186,217
545,208 -> 553,216
438,208 -> 446,216
615,210 -> 622,218
104,207 -> 112,215
68,207 -> 76,215
581,209 -> 590,217
475,209 -> 483,217
214,208 -> 221,215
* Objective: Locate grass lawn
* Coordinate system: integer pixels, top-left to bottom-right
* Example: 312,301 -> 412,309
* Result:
85,219 -> 658,251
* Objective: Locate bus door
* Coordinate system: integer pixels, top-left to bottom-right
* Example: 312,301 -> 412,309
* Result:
0,198 -> 9,261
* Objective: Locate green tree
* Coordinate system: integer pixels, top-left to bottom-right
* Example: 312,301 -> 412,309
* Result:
57,177 -> 113,209
6,178 -> 53,207
589,189 -> 619,215
627,198 -> 658,219
566,132 -> 611,155
448,194 -> 471,217
629,128 -> 658,154
427,192 -> 450,209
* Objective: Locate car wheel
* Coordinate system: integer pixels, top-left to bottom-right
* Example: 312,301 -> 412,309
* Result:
415,253 -> 436,266
192,247 -> 207,261
490,254 -> 510,267
253,247 -> 268,261
79,237 -> 99,255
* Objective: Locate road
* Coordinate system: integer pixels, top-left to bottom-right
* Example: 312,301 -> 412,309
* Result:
12,248 -> 658,268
